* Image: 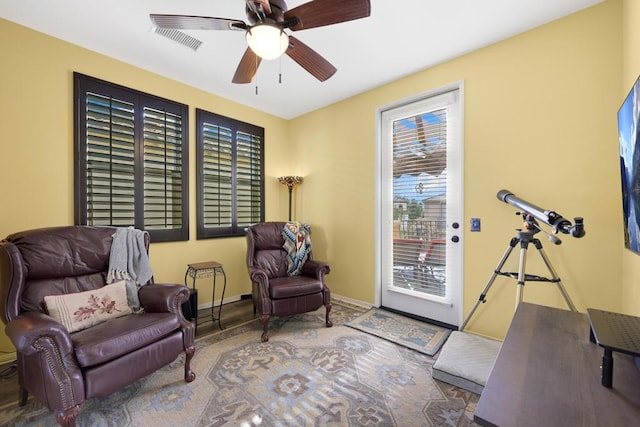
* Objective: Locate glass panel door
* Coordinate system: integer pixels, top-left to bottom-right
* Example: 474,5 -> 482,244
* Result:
379,87 -> 463,326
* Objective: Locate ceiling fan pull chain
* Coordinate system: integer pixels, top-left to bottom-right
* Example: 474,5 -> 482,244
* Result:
279,55 -> 283,84
255,54 -> 259,95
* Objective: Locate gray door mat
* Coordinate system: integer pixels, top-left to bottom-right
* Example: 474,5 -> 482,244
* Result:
432,331 -> 501,394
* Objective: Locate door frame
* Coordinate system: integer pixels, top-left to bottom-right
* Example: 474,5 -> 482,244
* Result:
374,81 -> 465,327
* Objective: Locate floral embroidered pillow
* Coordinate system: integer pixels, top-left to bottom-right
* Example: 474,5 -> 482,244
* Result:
44,280 -> 133,333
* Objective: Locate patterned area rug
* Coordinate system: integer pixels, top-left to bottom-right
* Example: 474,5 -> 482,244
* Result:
346,308 -> 452,356
0,304 -> 477,426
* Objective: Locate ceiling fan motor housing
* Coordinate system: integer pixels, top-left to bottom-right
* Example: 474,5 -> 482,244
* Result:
246,0 -> 287,25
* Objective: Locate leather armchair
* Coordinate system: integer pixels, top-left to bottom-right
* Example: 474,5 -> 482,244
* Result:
0,226 -> 195,426
246,222 -> 332,342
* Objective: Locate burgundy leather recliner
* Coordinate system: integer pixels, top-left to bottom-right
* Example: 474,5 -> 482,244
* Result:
246,221 -> 332,342
0,226 -> 195,426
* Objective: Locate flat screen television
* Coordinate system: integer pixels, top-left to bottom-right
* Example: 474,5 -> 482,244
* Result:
618,75 -> 640,254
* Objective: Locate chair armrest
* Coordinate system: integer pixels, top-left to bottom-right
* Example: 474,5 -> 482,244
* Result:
248,266 -> 271,318
5,312 -> 85,414
248,266 -> 269,286
139,284 -> 189,314
140,284 -> 195,350
301,259 -> 330,279
5,311 -> 74,357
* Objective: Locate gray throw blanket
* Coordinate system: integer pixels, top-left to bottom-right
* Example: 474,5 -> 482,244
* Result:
107,227 -> 153,311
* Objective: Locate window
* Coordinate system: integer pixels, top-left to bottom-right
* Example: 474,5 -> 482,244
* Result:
74,73 -> 189,242
196,108 -> 264,239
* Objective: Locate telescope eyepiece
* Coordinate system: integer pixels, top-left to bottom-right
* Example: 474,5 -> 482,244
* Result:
571,217 -> 586,238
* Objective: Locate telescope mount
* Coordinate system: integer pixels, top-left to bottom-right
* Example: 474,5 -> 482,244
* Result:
459,213 -> 577,331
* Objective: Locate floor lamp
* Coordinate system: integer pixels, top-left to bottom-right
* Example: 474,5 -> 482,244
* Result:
278,176 -> 303,221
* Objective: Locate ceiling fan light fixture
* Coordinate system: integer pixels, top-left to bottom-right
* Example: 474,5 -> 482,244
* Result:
246,24 -> 289,60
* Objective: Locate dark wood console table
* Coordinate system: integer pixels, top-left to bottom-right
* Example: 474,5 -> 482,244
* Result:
475,303 -> 640,426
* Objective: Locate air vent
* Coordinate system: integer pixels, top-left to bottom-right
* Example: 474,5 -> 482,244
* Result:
151,26 -> 203,51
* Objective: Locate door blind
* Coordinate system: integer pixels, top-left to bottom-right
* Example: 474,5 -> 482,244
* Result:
392,108 -> 448,296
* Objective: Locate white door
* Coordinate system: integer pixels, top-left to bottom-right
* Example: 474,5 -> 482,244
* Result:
378,86 -> 463,327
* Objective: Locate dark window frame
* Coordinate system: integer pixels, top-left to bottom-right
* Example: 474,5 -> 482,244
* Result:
74,72 -> 189,242
196,108 -> 264,239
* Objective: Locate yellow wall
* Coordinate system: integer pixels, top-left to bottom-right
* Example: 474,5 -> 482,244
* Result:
0,18 -> 290,356
0,0 -> 631,357
621,1 -> 640,314
290,0 -> 623,339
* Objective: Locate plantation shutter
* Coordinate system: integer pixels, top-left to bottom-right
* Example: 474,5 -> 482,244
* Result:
391,103 -> 448,296
75,73 -> 189,242
85,92 -> 136,226
143,107 -> 185,230
196,109 -> 264,239
236,131 -> 263,227
201,122 -> 234,230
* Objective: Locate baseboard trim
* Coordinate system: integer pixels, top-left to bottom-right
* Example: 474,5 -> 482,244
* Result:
196,294 -> 243,311
331,294 -> 373,310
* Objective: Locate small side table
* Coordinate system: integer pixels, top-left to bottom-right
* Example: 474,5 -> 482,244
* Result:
184,261 -> 227,332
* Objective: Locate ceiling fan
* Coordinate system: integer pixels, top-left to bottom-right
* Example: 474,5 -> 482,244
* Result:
150,0 -> 371,84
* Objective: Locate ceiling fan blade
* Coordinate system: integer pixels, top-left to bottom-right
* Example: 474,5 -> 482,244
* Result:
285,36 -> 337,82
150,14 -> 247,31
284,0 -> 371,31
232,48 -> 262,84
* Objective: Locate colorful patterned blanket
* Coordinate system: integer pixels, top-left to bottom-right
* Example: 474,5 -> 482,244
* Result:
282,222 -> 312,276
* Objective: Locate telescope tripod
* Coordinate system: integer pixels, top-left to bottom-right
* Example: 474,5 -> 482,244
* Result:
460,219 -> 577,331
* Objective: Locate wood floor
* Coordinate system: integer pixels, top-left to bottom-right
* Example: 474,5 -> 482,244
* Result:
0,299 -> 256,410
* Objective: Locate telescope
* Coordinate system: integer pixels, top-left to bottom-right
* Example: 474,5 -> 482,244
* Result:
460,190 -> 582,331
497,190 -> 585,238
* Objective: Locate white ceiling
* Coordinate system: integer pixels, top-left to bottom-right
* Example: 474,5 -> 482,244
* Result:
0,0 -> 603,119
